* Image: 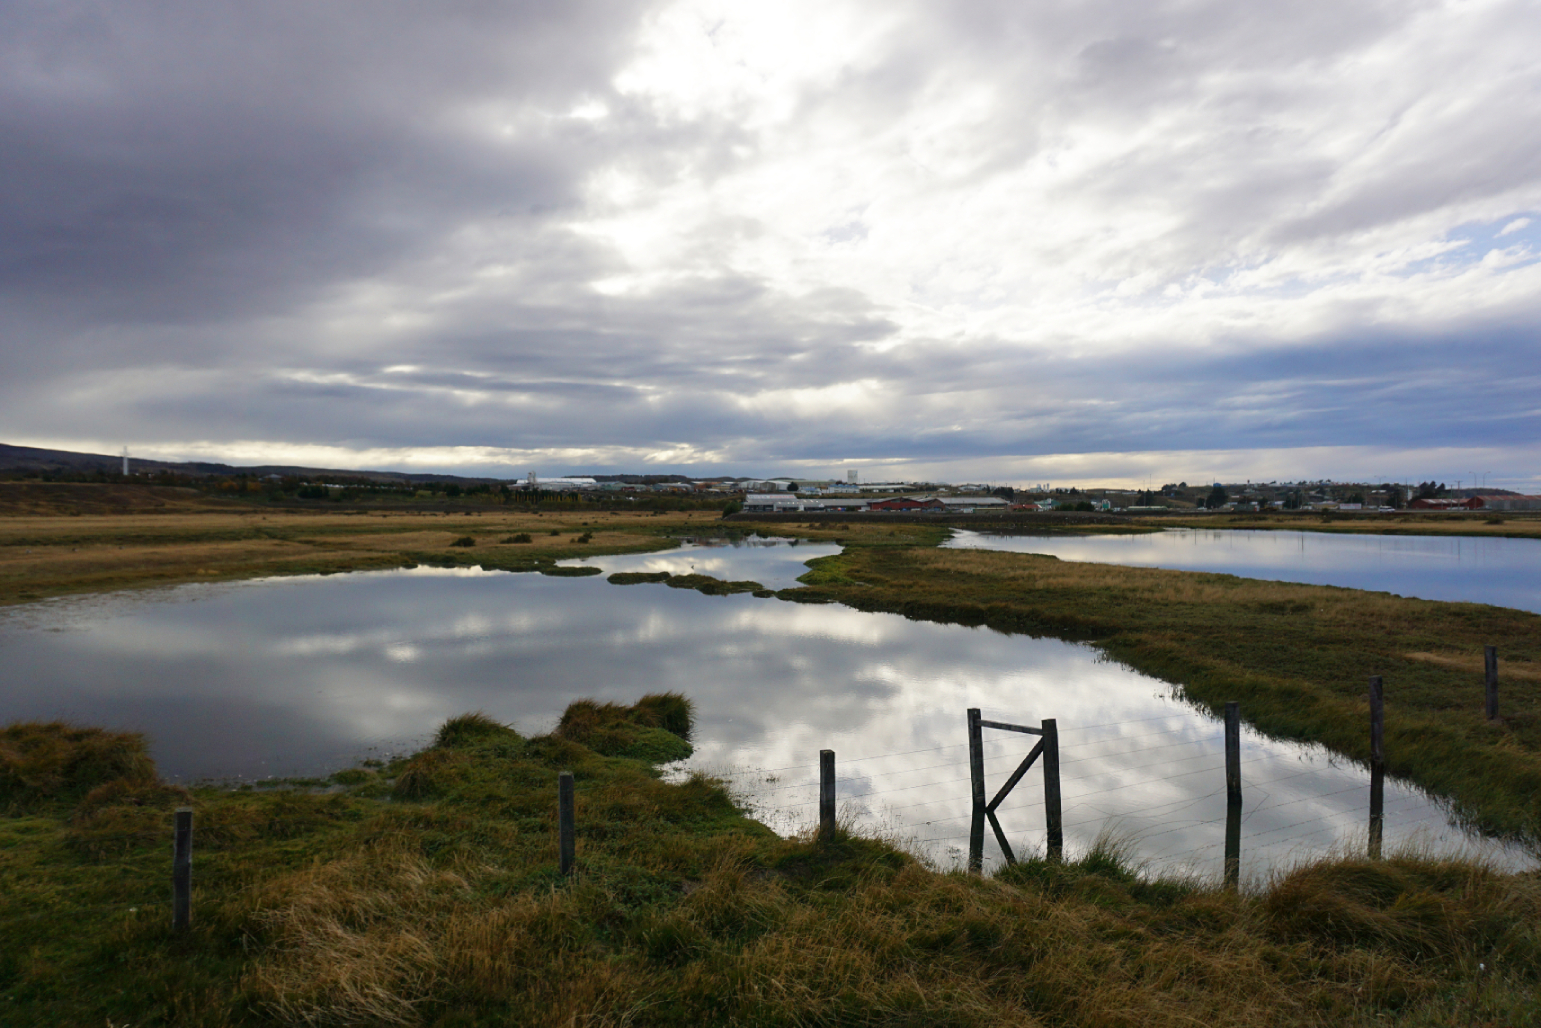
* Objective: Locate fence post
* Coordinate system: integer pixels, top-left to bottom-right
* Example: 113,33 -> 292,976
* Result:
819,749 -> 836,842
172,808 -> 192,931
1042,718 -> 1062,861
558,771 -> 575,876
967,708 -> 985,874
1224,702 -> 1241,888
1485,646 -> 1499,721
1368,677 -> 1384,860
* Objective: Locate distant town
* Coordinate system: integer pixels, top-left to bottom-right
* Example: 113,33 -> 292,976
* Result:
2,443 -> 1536,515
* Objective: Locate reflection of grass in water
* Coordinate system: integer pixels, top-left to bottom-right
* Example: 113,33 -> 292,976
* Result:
7,715 -> 1541,1025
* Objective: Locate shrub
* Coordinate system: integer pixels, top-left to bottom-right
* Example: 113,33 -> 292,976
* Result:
502,533 -> 533,544
449,536 -> 476,547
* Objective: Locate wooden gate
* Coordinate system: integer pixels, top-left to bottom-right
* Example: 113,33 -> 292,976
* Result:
967,708 -> 1062,872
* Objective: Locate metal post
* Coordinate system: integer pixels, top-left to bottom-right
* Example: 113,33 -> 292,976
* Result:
1042,718 -> 1062,862
172,808 -> 192,931
1368,677 -> 1384,859
558,771 -> 575,875
967,708 -> 985,874
1485,646 -> 1499,721
819,749 -> 836,842
1224,702 -> 1241,888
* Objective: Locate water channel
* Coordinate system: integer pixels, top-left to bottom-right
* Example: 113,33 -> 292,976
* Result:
944,527 -> 1541,614
0,538 -> 1531,880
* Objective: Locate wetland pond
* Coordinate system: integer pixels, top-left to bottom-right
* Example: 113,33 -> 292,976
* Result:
945,527 -> 1541,614
1,537 -> 1531,880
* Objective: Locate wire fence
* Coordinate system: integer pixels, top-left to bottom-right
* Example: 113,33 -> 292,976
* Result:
695,701 -> 1512,879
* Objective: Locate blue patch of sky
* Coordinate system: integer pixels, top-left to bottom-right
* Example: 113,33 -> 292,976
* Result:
1399,211 -> 1540,277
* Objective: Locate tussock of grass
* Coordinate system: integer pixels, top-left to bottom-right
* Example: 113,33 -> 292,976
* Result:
5,704 -> 1541,1026
607,570 -> 672,585
433,712 -> 518,749
632,691 -> 695,741
0,721 -> 155,811
556,697 -> 693,762
662,572 -> 763,595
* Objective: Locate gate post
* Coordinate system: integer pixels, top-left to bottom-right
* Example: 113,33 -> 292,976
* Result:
1368,677 -> 1384,859
1042,719 -> 1062,861
1223,702 -> 1241,888
1485,646 -> 1499,721
818,749 -> 836,842
967,708 -> 985,874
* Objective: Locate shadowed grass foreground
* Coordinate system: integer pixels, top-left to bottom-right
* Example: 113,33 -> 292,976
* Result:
4,711 -> 1541,1027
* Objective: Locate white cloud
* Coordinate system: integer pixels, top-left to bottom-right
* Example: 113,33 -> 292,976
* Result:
1,0 -> 1538,482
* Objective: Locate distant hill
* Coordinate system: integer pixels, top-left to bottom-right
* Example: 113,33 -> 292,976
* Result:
0,443 -> 500,485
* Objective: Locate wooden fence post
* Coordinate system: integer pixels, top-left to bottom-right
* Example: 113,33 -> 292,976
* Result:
1368,677 -> 1384,860
1485,646 -> 1499,721
1042,719 -> 1062,862
819,749 -> 836,842
1224,702 -> 1241,889
967,708 -> 985,874
172,808 -> 192,931
558,771 -> 575,876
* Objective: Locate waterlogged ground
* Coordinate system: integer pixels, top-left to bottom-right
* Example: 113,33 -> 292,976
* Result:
945,527 -> 1541,613
0,538 -> 1531,879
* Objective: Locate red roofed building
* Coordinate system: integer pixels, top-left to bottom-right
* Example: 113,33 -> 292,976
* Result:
867,497 -> 945,512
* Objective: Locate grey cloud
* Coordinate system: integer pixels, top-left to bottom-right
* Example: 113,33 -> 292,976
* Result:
2,0 -> 1538,475
0,0 -> 659,322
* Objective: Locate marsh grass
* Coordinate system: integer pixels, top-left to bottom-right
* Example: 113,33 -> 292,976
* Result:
5,712 -> 1541,1026
0,721 -> 155,812
0,506 -> 718,606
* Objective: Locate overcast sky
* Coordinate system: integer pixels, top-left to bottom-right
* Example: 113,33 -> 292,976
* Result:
3,0 -> 1538,487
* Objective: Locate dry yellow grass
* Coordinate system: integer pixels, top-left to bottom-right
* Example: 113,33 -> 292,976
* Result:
1406,651 -> 1541,680
0,502 -> 727,605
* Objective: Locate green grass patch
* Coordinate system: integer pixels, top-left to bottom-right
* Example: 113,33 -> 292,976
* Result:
5,711 -> 1541,1026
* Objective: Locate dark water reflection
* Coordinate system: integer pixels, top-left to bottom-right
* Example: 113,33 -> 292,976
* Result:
944,528 -> 1541,613
0,540 -> 1530,879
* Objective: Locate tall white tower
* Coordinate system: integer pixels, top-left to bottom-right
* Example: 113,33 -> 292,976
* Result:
121,447 -> 130,476
847,468 -> 858,484
528,471 -> 537,488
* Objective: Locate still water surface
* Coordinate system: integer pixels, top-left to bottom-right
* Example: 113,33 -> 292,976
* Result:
945,528 -> 1541,613
0,538 -> 1530,879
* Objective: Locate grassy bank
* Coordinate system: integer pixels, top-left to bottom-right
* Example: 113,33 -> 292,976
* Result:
1139,510 -> 1541,540
5,711 -> 1541,1027
790,545 -> 1541,844
0,505 -> 725,606
0,484 -> 952,607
